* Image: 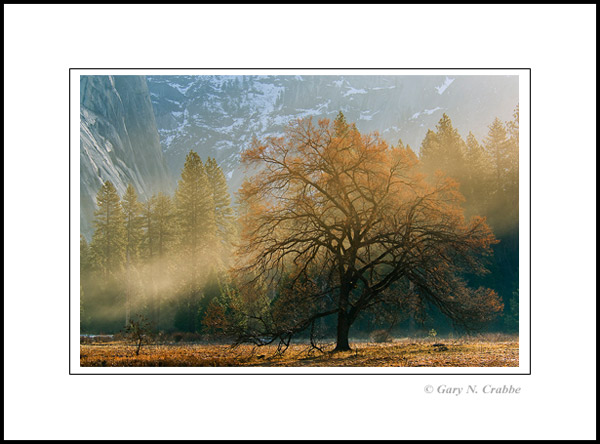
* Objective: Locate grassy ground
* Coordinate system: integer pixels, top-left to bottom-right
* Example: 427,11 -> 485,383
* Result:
80,335 -> 518,367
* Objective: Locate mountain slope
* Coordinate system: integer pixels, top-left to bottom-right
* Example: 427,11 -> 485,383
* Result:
80,75 -> 173,238
147,74 -> 519,192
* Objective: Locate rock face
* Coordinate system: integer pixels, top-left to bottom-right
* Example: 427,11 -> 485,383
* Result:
147,74 -> 519,193
80,74 -> 519,236
80,75 -> 173,238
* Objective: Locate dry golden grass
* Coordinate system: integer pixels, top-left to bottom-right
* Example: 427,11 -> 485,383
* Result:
80,335 -> 518,367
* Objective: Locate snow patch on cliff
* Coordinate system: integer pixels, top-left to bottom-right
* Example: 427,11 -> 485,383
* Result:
435,77 -> 455,95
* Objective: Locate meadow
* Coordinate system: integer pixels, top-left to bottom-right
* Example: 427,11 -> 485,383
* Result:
80,334 -> 518,367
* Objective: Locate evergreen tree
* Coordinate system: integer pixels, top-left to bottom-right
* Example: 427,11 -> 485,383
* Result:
419,129 -> 440,167
138,193 -> 175,330
152,192 -> 175,330
138,195 -> 159,328
504,289 -> 519,333
419,114 -> 467,183
121,184 -> 143,324
175,151 -> 216,270
476,113 -> 519,328
205,157 -> 235,263
80,235 -> 92,332
485,117 -> 511,192
464,131 -> 493,217
140,195 -> 157,262
122,184 -> 143,264
80,282 -> 87,333
88,181 -> 127,330
506,104 -> 519,147
154,192 -> 175,259
80,234 -> 92,273
90,180 -> 125,276
140,193 -> 175,261
334,110 -> 349,136
484,116 -> 519,235
397,139 -> 417,157
173,151 -> 216,332
154,193 -> 175,258
505,105 -> 520,219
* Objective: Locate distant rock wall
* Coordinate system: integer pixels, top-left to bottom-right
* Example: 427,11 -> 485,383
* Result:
80,74 -> 519,237
80,75 -> 173,239
147,75 -> 519,196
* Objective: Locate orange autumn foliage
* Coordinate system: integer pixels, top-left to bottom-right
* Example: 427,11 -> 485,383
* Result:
232,114 -> 502,349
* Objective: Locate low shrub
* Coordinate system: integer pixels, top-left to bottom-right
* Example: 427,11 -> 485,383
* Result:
370,329 -> 393,343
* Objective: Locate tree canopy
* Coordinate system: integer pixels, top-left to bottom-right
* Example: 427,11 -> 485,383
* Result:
231,113 -> 503,351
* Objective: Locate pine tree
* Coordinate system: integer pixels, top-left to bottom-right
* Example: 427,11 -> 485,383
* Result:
139,195 -> 159,328
89,181 -> 127,330
141,192 -> 175,261
173,151 -> 216,332
122,184 -> 143,264
80,235 -> 92,332
464,132 -> 493,217
506,104 -> 519,147
419,129 -> 440,166
90,180 -> 125,276
138,193 -> 175,330
205,157 -> 235,262
151,192 -> 175,330
121,184 -> 143,324
485,117 -> 511,191
334,110 -> 349,136
396,139 -> 417,158
419,113 -> 467,182
80,282 -> 88,333
80,235 -> 92,273
140,195 -> 158,262
505,105 -> 520,209
154,192 -> 175,259
175,151 -> 216,268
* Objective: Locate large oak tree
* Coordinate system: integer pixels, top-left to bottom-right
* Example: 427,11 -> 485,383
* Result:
231,114 -> 502,351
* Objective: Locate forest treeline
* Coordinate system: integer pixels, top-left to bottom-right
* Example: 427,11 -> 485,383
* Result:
80,107 -> 519,336
80,154 -> 235,333
416,107 -> 520,333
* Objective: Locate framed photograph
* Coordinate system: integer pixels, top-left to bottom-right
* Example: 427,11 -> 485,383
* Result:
70,68 -> 530,375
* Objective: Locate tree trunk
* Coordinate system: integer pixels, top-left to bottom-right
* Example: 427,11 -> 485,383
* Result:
125,252 -> 131,327
333,310 -> 351,352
